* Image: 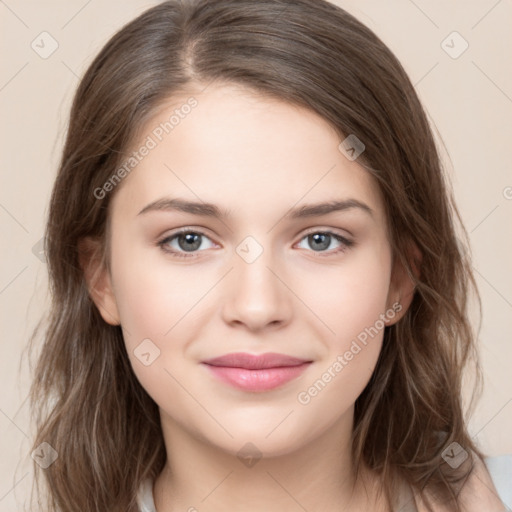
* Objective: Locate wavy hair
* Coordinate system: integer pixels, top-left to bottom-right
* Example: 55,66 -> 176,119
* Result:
26,0 -> 483,510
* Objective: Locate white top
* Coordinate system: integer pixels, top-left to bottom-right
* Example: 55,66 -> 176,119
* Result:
137,454 -> 512,511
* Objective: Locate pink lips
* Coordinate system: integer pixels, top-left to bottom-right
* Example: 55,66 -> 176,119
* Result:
201,352 -> 312,392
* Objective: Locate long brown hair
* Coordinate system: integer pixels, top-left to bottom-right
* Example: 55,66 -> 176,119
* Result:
26,0 -> 484,510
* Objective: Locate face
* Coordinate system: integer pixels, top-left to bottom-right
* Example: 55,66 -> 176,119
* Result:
90,83 -> 410,458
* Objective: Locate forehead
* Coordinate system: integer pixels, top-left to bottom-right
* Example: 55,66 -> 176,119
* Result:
110,83 -> 385,227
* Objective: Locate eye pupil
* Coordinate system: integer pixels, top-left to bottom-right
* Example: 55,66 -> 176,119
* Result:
178,232 -> 201,252
309,233 -> 330,251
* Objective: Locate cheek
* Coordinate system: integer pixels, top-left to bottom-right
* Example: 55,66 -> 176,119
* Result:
295,246 -> 391,402
111,237 -> 207,340
298,242 -> 392,348
109,238 -> 222,393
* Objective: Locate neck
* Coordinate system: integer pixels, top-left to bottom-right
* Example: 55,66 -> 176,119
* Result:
152,408 -> 389,512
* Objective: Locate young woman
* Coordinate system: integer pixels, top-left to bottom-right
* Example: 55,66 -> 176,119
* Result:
27,0 -> 511,511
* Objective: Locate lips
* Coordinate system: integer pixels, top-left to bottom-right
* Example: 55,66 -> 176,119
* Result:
202,352 -> 311,370
201,352 -> 313,392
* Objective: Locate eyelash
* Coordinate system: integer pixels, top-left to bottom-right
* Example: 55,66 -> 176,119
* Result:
156,228 -> 354,259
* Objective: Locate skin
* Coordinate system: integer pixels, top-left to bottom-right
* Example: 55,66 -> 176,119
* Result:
82,83 -> 504,512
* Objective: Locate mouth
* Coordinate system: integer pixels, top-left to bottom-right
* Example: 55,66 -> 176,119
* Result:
201,352 -> 313,392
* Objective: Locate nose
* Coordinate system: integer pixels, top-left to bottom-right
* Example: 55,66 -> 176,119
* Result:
221,242 -> 293,332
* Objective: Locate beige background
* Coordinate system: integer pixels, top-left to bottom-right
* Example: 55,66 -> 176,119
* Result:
1,0 -> 511,509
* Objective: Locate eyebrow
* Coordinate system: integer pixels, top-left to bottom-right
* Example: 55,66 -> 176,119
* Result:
137,197 -> 374,220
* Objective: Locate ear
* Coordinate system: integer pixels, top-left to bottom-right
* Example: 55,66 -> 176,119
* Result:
78,237 -> 120,326
385,241 -> 422,326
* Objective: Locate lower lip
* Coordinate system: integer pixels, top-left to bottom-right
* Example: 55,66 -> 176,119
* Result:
202,363 -> 312,392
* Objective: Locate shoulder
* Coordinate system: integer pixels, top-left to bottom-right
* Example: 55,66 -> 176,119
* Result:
415,453 -> 511,512
136,477 -> 157,512
482,454 -> 512,509
457,453 -> 511,511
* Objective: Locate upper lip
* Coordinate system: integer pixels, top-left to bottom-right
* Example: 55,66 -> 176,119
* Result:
202,352 -> 312,370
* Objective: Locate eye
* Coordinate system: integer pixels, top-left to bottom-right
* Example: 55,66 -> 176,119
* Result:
295,230 -> 354,257
157,228 -> 354,259
157,229 -> 216,258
